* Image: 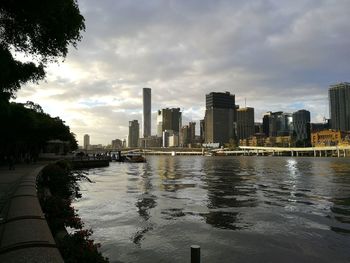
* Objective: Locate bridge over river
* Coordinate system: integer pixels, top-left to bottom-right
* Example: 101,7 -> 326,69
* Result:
82,145 -> 350,158
236,145 -> 350,157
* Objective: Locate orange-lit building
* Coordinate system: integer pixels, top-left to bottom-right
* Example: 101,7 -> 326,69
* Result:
239,134 -> 293,147
248,134 -> 266,146
275,136 -> 293,147
311,130 -> 350,146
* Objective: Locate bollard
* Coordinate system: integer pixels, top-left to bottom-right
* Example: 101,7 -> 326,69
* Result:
191,245 -> 200,263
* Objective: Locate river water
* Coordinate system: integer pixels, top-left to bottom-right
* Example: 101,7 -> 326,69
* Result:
72,156 -> 350,263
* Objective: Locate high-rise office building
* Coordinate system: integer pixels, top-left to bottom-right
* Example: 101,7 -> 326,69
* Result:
83,134 -> 90,150
180,125 -> 189,147
329,82 -> 350,132
236,107 -> 255,141
292,109 -> 311,144
204,92 -> 236,144
189,122 -> 196,143
269,112 -> 282,137
157,108 -> 182,137
142,87 -> 151,137
199,119 -> 205,143
254,122 -> 263,134
180,122 -> 196,147
279,112 -> 293,136
262,112 -> 271,136
265,111 -> 293,137
128,120 -> 139,148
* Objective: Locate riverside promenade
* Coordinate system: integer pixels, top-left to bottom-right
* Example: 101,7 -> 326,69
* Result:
0,163 -> 63,263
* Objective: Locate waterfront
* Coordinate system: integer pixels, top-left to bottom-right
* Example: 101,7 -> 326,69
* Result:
73,156 -> 350,263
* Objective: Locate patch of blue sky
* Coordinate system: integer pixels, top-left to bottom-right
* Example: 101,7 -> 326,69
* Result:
288,102 -> 305,110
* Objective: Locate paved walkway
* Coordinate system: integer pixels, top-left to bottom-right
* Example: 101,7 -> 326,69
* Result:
0,163 -> 63,263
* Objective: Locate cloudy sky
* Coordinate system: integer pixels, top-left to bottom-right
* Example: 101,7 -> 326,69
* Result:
15,0 -> 350,145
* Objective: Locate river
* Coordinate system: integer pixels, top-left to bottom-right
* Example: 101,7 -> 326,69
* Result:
72,156 -> 350,263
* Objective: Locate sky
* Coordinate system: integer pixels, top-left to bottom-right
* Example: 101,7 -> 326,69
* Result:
15,0 -> 350,145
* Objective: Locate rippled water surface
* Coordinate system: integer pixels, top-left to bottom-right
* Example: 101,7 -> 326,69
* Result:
72,156 -> 350,263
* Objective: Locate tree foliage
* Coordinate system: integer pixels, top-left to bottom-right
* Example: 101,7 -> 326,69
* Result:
0,46 -> 45,95
0,100 -> 78,162
38,161 -> 109,262
0,0 -> 85,97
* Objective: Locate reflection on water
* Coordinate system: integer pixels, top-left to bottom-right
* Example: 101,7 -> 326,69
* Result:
131,163 -> 156,246
202,158 -> 258,230
73,156 -> 350,263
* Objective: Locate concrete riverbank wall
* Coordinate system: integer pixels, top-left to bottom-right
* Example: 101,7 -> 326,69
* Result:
0,159 -> 110,262
0,164 -> 63,263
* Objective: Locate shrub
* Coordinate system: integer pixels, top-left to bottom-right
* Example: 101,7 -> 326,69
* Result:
38,161 -> 109,262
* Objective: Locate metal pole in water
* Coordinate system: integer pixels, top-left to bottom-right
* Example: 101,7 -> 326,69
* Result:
191,245 -> 200,263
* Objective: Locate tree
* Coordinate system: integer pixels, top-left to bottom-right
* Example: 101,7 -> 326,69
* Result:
0,101 -> 78,164
25,101 -> 44,113
0,0 -> 85,98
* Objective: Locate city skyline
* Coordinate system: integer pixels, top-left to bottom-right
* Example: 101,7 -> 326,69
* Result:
13,1 -> 350,145
83,89 -> 327,147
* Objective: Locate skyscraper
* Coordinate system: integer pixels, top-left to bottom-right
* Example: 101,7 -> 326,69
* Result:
329,82 -> 350,132
292,109 -> 311,144
142,87 -> 151,137
262,112 -> 271,136
236,107 -> 255,141
83,134 -> 90,150
157,108 -> 182,137
268,112 -> 282,137
204,92 -> 236,144
265,111 -> 293,137
199,119 -> 205,143
189,121 -> 196,143
180,125 -> 190,147
279,112 -> 293,136
128,120 -> 139,148
180,122 -> 196,147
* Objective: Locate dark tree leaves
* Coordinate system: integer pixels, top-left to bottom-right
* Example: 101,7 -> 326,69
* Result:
0,0 -> 85,97
0,45 -> 45,95
0,101 -> 78,160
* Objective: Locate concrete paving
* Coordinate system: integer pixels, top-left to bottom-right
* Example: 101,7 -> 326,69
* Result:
0,163 -> 63,262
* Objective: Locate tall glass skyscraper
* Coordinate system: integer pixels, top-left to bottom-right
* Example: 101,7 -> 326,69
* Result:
142,87 -> 151,138
263,111 -> 293,137
329,82 -> 350,132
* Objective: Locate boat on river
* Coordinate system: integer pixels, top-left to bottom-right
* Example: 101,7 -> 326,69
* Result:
111,151 -> 146,163
125,153 -> 146,163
